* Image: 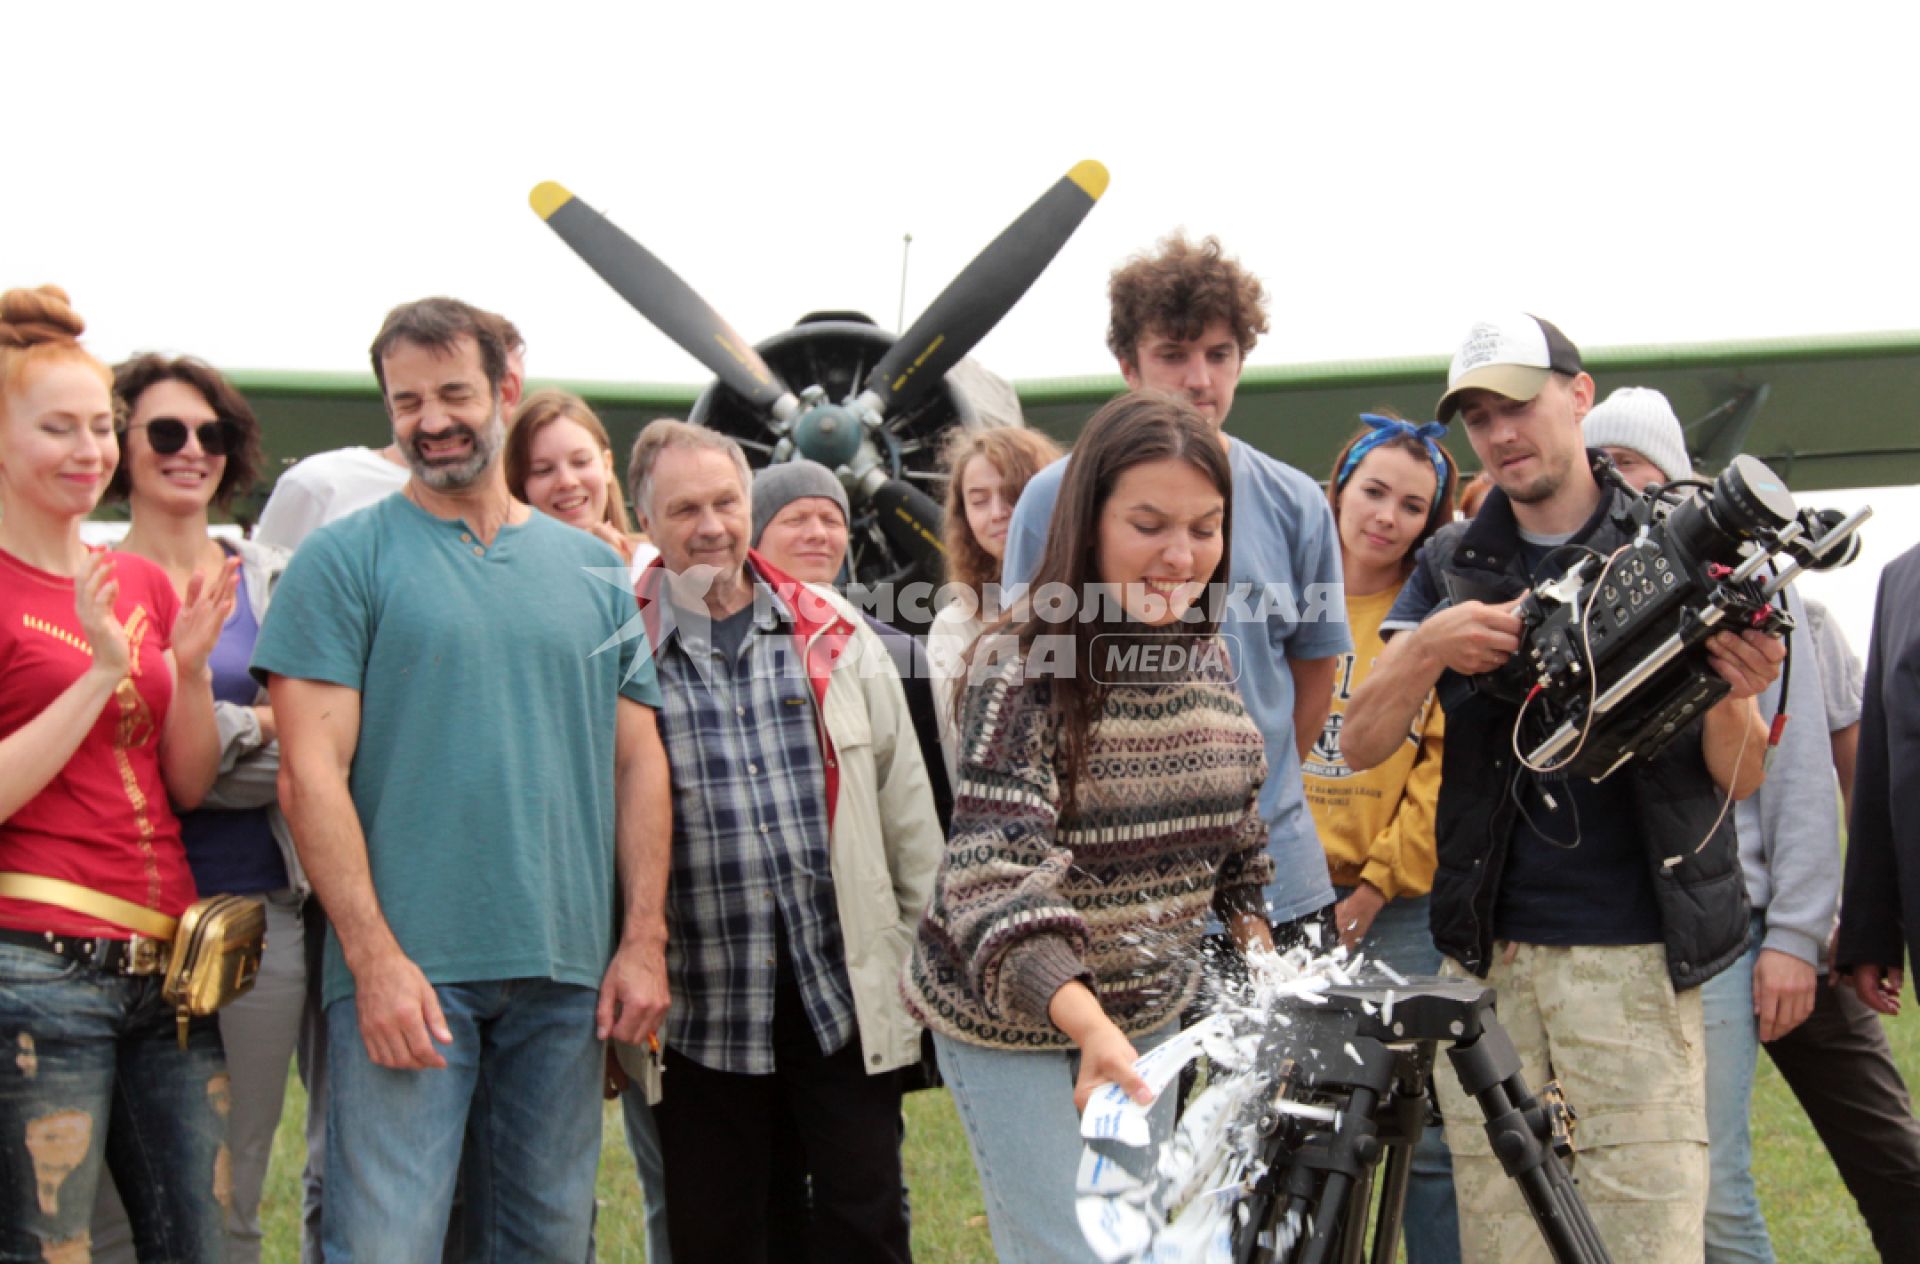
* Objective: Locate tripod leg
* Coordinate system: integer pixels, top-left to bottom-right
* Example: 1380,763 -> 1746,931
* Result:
1338,1157 -> 1377,1264
1367,1135 -> 1414,1264
1296,1084 -> 1380,1264
1447,1029 -> 1614,1264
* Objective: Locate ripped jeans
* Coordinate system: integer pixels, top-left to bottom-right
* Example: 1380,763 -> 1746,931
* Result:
0,940 -> 227,1263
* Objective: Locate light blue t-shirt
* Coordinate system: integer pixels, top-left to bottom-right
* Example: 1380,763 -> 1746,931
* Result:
252,497 -> 662,1007
1002,436 -> 1349,923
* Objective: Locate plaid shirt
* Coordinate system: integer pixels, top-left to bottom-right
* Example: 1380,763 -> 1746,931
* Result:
654,580 -> 855,1074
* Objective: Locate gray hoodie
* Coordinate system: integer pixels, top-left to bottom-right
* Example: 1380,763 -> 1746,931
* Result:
1731,586 -> 1841,968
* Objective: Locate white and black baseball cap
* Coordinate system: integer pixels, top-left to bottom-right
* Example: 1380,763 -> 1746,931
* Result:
1436,314 -> 1584,422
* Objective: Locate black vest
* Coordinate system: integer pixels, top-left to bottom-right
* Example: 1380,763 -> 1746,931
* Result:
1420,459 -> 1749,990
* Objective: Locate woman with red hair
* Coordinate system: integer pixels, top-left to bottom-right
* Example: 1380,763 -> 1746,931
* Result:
0,285 -> 236,1260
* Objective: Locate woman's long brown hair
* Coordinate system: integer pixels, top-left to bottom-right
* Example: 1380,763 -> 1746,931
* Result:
981,392 -> 1234,809
940,425 -> 1063,601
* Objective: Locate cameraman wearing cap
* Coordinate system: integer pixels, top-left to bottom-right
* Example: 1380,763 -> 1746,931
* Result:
1342,316 -> 1783,1263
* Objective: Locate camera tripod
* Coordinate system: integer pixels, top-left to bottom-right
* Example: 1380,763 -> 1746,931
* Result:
1230,977 -> 1612,1264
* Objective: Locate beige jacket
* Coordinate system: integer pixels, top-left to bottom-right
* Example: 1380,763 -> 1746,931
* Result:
803,584 -> 945,1074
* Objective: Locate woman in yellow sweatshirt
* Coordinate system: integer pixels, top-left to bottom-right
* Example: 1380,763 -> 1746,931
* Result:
1308,413 -> 1458,957
1305,413 -> 1461,1262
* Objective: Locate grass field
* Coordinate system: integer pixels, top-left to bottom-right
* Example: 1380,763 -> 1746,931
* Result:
256,1000 -> 1917,1261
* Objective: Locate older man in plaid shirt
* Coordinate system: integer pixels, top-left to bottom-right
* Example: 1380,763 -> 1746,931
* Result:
626,420 -> 942,1264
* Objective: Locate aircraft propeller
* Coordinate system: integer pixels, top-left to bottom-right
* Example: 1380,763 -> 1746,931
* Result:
528,181 -> 800,424
529,160 -> 1108,584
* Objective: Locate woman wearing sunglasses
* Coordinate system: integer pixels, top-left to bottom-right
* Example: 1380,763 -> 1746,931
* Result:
90,354 -> 305,1264
0,288 -> 236,1260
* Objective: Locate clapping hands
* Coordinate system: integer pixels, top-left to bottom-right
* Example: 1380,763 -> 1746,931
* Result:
171,557 -> 241,678
76,552 -> 133,679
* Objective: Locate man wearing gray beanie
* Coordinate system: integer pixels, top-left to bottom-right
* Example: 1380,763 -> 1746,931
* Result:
746,456 -> 954,1234
749,460 -> 852,564
748,459 -> 952,830
1583,386 -> 1693,486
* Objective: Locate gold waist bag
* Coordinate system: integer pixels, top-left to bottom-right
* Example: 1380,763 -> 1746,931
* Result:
165,893 -> 267,1043
0,873 -> 265,1046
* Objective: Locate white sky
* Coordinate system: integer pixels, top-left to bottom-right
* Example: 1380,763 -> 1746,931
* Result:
14,1 -> 1917,639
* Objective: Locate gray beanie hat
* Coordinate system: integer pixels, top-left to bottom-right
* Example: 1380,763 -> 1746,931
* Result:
1583,386 -> 1692,483
750,459 -> 850,546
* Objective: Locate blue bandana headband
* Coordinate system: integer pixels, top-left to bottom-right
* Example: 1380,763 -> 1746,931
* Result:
1337,413 -> 1451,496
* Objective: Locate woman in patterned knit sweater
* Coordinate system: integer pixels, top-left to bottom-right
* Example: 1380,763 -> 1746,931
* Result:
903,392 -> 1275,1263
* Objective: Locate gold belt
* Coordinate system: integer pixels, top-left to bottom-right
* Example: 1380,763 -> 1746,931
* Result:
0,872 -> 177,974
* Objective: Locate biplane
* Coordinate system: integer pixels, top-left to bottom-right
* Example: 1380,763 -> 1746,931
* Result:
202,161 -> 1920,598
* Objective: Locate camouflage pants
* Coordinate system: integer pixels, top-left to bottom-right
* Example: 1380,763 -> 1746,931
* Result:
1435,944 -> 1708,1264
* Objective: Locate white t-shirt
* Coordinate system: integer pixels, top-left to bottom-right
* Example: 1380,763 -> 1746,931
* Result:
254,447 -> 410,552
628,541 -> 661,589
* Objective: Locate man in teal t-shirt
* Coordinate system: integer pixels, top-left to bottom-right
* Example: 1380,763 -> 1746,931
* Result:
256,298 -> 669,1261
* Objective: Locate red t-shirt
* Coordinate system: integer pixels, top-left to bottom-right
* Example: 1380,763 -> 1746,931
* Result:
0,547 -> 198,938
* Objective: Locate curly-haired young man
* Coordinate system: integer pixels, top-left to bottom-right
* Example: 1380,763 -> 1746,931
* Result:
1002,233 -> 1349,938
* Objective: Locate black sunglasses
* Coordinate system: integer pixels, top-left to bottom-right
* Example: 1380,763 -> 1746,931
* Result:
125,417 -> 240,457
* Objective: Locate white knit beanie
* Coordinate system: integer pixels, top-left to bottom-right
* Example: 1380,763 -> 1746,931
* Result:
1583,387 -> 1692,482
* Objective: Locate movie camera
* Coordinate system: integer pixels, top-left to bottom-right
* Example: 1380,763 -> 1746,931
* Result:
1478,455 -> 1869,781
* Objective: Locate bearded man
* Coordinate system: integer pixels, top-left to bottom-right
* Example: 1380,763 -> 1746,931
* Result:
256,297 -> 672,1260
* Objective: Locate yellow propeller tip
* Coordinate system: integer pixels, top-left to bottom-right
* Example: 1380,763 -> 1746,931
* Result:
529,181 -> 574,220
1067,160 -> 1109,201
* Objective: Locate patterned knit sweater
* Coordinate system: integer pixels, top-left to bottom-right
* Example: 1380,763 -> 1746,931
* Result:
902,637 -> 1273,1050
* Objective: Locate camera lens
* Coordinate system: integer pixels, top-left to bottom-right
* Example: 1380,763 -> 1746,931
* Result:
1710,456 -> 1798,538
1668,455 -> 1797,568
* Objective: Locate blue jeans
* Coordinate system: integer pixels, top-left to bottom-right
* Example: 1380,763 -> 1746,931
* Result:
322,978 -> 603,1263
933,1022 -> 1178,1264
1336,889 -> 1461,1264
92,886 -> 308,1264
1702,914 -> 1775,1263
618,1086 -> 672,1263
0,940 -> 226,1263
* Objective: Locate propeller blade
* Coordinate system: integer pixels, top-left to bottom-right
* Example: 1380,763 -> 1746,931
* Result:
529,182 -> 797,420
865,477 -> 947,575
858,160 -> 1108,418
